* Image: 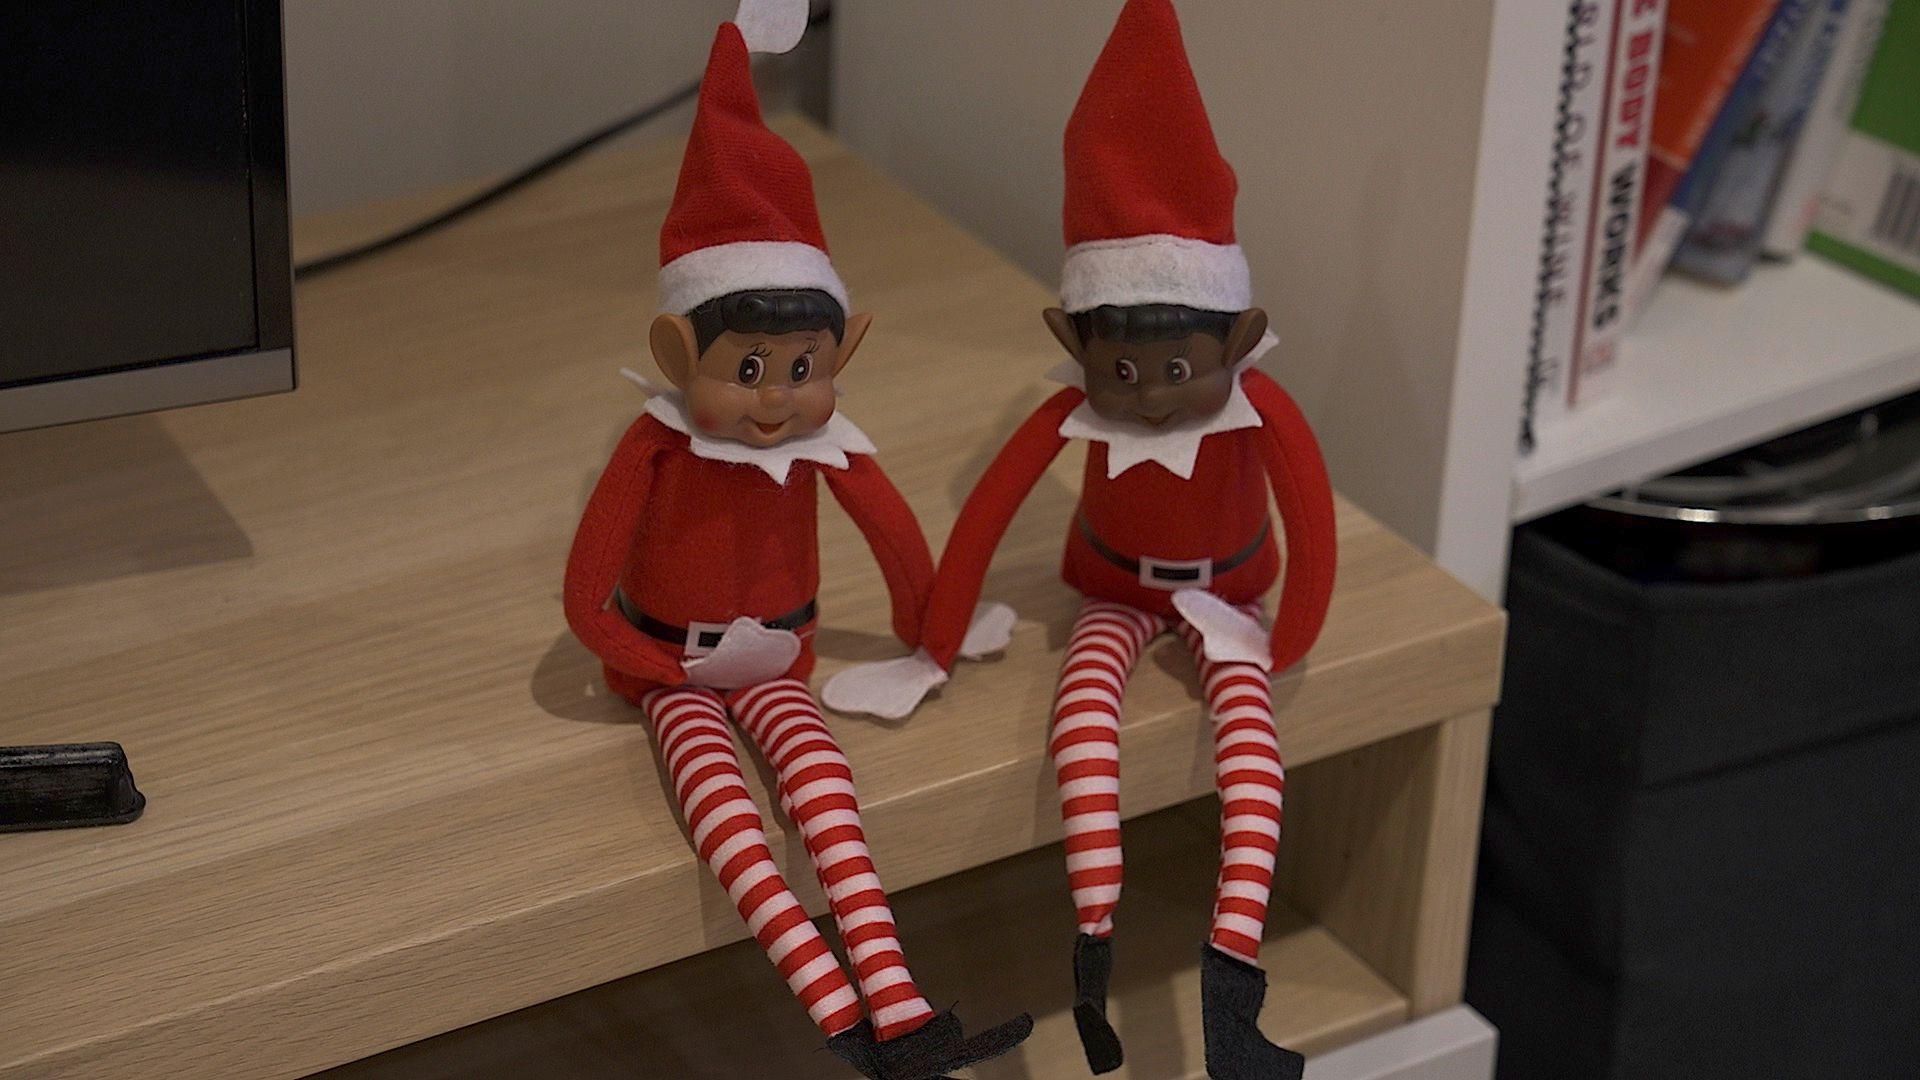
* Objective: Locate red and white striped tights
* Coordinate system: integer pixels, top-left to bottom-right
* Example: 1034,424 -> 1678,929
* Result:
1050,598 -> 1287,964
643,679 -> 936,1041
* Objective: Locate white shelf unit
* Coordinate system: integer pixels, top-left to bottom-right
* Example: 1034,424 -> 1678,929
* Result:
826,0 -> 1920,595
1515,257 -> 1920,522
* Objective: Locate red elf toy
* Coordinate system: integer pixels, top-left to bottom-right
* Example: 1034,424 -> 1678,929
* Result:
564,5 -> 1028,1076
826,3 -> 1337,1077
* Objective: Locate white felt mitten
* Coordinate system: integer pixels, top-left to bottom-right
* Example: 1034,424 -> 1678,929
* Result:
1172,590 -> 1273,671
959,602 -> 1018,660
823,650 -> 949,720
680,618 -> 804,690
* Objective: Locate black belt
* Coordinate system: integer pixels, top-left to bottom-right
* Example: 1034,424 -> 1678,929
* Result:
1076,514 -> 1272,590
615,589 -> 818,653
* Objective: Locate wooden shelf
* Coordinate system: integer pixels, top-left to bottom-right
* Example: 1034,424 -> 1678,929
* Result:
1515,257 -> 1920,522
320,803 -> 1409,1080
0,118 -> 1503,1079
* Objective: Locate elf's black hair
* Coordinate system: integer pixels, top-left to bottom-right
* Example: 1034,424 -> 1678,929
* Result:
689,289 -> 846,355
1072,303 -> 1236,346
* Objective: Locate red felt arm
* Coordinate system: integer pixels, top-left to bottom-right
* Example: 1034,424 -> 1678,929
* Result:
921,388 -> 1083,669
825,453 -> 937,649
562,416 -> 687,685
1241,370 -> 1338,672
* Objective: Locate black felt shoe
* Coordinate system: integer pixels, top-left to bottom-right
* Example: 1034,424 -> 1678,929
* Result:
827,1020 -> 887,1079
870,1008 -> 1034,1080
1072,934 -> 1125,1073
872,1012 -> 964,1080
827,1020 -> 961,1080
1199,946 -> 1305,1080
938,1009 -> 1034,1073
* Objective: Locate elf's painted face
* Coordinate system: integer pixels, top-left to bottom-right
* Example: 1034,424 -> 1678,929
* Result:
685,329 -> 842,447
1079,332 -> 1236,429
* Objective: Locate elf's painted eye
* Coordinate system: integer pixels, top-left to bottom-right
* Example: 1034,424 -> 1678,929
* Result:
1166,358 -> 1192,384
1115,359 -> 1139,385
791,354 -> 813,383
738,353 -> 764,386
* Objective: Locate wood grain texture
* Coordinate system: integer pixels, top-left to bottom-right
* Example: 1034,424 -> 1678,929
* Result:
0,118 -> 1503,1079
322,804 -> 1408,1080
1274,711 -> 1495,1015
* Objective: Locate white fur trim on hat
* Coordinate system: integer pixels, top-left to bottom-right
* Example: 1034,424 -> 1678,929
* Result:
658,240 -> 850,315
1060,233 -> 1252,314
734,0 -> 809,55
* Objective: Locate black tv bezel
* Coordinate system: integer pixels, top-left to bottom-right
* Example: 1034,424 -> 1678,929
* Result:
0,0 -> 295,431
246,0 -> 294,366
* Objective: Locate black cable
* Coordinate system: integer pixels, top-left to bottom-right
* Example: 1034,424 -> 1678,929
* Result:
294,82 -> 699,279
295,7 -> 831,280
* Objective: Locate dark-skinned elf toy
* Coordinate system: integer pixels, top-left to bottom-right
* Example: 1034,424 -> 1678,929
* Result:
825,2 -> 1337,1077
562,5 -> 1028,1077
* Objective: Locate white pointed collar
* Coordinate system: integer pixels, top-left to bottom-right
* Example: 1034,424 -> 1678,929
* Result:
639,384 -> 876,485
1050,330 -> 1278,481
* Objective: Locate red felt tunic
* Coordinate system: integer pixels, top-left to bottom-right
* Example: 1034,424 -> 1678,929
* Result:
922,368 -> 1337,671
1068,420 -> 1280,614
564,414 -> 934,697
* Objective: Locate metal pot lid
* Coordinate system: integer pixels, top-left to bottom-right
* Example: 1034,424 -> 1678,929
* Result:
1593,391 -> 1920,526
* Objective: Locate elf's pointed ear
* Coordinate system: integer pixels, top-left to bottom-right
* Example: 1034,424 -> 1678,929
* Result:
650,314 -> 700,390
1043,307 -> 1086,366
832,313 -> 873,376
1224,307 -> 1270,366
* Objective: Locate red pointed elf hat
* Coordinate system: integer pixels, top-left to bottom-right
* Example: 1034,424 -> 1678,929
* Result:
657,0 -> 847,315
1060,0 -> 1248,315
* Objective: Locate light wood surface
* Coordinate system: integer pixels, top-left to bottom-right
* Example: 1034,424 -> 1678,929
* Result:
322,804 -> 1408,1080
1275,711 -> 1494,1015
0,118 -> 1503,1079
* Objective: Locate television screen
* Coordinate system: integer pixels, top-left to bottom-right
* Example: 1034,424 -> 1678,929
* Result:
0,1 -> 291,431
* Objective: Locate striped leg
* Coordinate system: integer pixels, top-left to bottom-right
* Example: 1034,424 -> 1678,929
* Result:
731,679 -> 937,1042
1053,599 -> 1167,940
642,687 -> 863,1037
1177,611 -> 1286,964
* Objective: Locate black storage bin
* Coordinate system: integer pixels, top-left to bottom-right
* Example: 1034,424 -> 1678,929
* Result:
1467,527 -> 1920,1080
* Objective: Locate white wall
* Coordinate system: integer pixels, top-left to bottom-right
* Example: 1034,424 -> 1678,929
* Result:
284,1 -> 830,217
280,0 -> 1555,596
833,0 -> 1551,593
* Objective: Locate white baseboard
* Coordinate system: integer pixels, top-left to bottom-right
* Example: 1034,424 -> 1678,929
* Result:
1309,1007 -> 1498,1080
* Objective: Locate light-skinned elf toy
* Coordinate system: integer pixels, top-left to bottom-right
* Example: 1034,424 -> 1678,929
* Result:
825,2 -> 1338,1077
562,5 -> 1029,1077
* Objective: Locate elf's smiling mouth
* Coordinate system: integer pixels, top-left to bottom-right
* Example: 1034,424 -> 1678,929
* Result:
753,419 -> 791,436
